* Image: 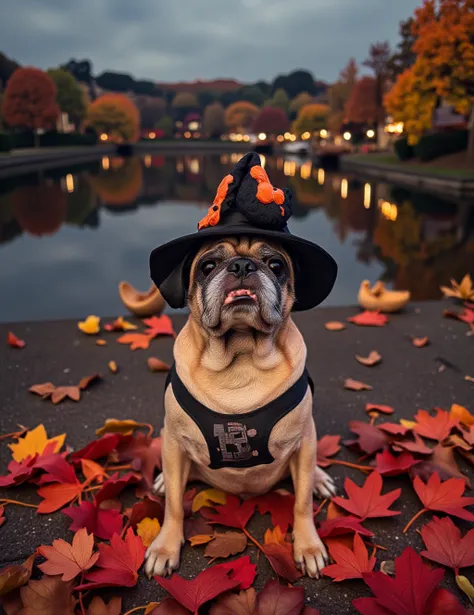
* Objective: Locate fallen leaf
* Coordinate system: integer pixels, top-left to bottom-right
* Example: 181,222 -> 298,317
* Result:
204,531 -> 247,559
86,596 -> 122,615
400,419 -> 417,429
318,516 -> 373,539
7,332 -> 25,348
393,432 -> 433,455
344,378 -> 373,391
264,526 -> 288,546
77,528 -> 145,589
254,580 -> 304,615
78,315 -> 101,335
0,555 -> 35,597
108,360 -> 118,374
411,443 -> 471,487
51,386 -> 81,404
20,577 -> 75,615
420,516 -> 474,575
440,274 -> 474,301
37,481 -> 84,513
347,311 -> 388,327
322,533 -> 376,582
78,372 -> 101,390
355,351 -> 382,367
105,316 -> 137,332
412,336 -> 429,348
317,435 -> 341,467
413,408 -> 457,442
378,422 -> 409,436
137,517 -> 161,547
262,542 -> 302,583
411,472 -> 474,524
346,421 -> 388,454
192,488 -> 227,513
190,534 -> 215,547
209,588 -> 256,615
63,500 -> 124,541
147,357 -> 171,372
94,471 -> 141,504
117,332 -> 154,350
324,321 -> 346,331
184,515 -> 213,540
117,433 -> 162,489
35,453 -> 78,485
96,339 -> 107,346
253,491 -> 295,533
464,426 -> 474,448
465,374 -> 474,383
0,455 -> 40,488
213,555 -> 257,590
81,459 -> 106,483
70,433 -> 121,462
126,498 -> 165,528
443,306 -> 474,325
154,566 -> 240,613
143,315 -> 176,338
96,418 -> 147,437
375,450 -> 420,476
332,472 -> 401,520
366,404 -> 394,415
456,575 -> 474,604
38,527 -> 99,581
8,424 -> 66,462
450,404 -> 474,428
201,494 -> 256,530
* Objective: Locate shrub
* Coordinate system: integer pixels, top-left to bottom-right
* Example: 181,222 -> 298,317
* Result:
413,129 -> 467,162
393,137 -> 414,161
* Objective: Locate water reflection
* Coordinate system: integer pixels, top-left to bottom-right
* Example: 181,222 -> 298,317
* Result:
0,153 -> 473,322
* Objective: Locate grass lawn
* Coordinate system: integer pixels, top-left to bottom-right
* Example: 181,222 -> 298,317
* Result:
345,152 -> 474,179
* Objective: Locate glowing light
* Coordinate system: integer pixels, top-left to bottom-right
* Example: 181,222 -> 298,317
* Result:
366,129 -> 375,139
384,121 -> 404,135
258,132 -> 267,141
101,157 -> 110,170
189,158 -> 200,174
144,155 -> 152,168
300,161 -> 312,180
277,135 -> 284,142
320,129 -> 328,139
378,199 -> 398,221
184,131 -> 191,139
364,183 -> 371,208
289,134 -> 297,141
148,131 -> 156,139
301,131 -> 311,140
284,132 -> 292,140
259,154 -> 266,168
283,160 -> 296,177
100,133 -> 108,141
243,134 -> 250,142
188,121 -> 199,131
176,161 -> 184,173
193,132 -> 200,139
340,178 -> 348,199
235,134 -> 243,142
65,174 -> 74,193
343,132 -> 352,141
317,168 -> 325,185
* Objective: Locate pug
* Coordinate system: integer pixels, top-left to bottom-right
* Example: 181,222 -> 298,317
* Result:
144,235 -> 336,580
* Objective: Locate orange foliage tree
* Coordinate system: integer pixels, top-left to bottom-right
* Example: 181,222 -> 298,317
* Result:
86,93 -> 140,142
225,101 -> 259,132
344,77 -> 378,124
2,68 -> 59,138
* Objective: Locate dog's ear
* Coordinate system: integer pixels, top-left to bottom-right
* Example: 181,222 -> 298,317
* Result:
155,258 -> 191,309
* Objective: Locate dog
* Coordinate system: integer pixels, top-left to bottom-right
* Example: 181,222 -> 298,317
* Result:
144,235 -> 336,580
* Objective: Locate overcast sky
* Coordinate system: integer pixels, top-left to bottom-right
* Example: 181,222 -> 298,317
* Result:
2,0 -> 420,84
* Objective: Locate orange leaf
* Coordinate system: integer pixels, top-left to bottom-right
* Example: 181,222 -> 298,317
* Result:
412,336 -> 429,348
78,372 -> 101,390
51,386 -> 81,404
143,315 -> 176,338
347,311 -> 388,327
136,517 -> 161,547
355,351 -> 382,367
96,339 -> 107,346
189,534 -> 215,547
366,404 -> 394,415
38,527 -> 99,581
81,459 -> 106,483
450,404 -> 474,428
7,331 -> 25,348
147,357 -> 171,372
263,526 -> 287,546
344,378 -> 373,391
117,332 -> 153,350
324,321 -> 346,331
108,361 -> 118,374
37,482 -> 83,513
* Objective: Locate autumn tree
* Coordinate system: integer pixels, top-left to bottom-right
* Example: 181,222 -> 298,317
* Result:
363,41 -> 391,134
253,107 -> 289,135
2,68 -> 59,143
292,103 -> 329,135
202,101 -> 226,138
225,101 -> 259,132
86,93 -> 140,142
289,92 -> 313,120
328,58 -> 358,132
345,77 -> 378,124
47,68 -> 86,126
136,95 -> 166,130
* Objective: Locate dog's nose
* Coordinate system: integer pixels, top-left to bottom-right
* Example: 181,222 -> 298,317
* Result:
227,258 -> 258,278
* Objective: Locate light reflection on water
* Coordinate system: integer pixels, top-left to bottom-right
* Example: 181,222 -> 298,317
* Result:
0,153 -> 473,323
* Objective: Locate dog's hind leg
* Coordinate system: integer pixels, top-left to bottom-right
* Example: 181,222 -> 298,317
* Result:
313,466 -> 336,499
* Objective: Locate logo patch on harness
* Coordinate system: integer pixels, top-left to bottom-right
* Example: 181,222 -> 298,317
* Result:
213,422 -> 258,463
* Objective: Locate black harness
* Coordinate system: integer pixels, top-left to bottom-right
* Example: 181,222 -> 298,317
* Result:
165,365 -> 314,469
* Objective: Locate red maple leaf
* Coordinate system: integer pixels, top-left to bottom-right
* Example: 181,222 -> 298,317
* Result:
420,516 -> 474,575
392,432 -> 433,455
378,423 -> 410,436
201,494 -> 256,529
154,565 -> 240,613
0,455 -> 38,488
322,533 -> 376,582
125,497 -> 165,528
353,547 -> 468,615
63,500 -> 124,541
143,315 -> 176,338
94,471 -> 141,505
413,409 -> 457,442
7,331 -> 25,348
375,450 -> 421,476
36,459 -> 83,514
252,491 -> 295,533
332,472 -> 401,520
77,528 -> 145,589
69,434 -> 121,462
318,516 -> 373,539
317,435 -> 341,467
345,421 -> 388,455
254,580 -> 305,615
347,311 -> 388,327
35,454 -> 78,485
212,555 -> 257,590
404,472 -> 474,532
262,542 -> 302,583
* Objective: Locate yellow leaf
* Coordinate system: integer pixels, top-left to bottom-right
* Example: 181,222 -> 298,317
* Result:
118,317 -> 137,331
95,418 -> 145,436
144,604 -> 160,615
9,424 -> 66,462
78,315 -> 100,335
108,361 -> 118,374
456,575 -> 474,604
192,488 -> 227,513
400,419 -> 416,429
137,517 -> 160,547
264,526 -> 286,545
189,534 -> 214,547
450,404 -> 474,428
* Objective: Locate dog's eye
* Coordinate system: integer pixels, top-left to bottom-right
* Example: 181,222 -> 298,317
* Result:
200,259 -> 217,276
268,258 -> 285,276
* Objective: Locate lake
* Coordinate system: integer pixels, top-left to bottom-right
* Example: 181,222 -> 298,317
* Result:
1,152 -> 473,323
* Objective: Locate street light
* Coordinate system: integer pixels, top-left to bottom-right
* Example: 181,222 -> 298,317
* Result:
366,129 -> 375,139
258,132 -> 267,141
320,129 -> 328,138
343,132 -> 351,141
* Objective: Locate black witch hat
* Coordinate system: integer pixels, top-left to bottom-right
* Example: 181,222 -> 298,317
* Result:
150,152 -> 337,311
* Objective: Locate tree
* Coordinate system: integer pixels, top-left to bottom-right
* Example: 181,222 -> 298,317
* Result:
238,85 -> 266,107
289,92 -> 313,119
363,41 -> 391,126
328,58 -> 359,132
0,51 -> 20,88
2,68 -> 59,142
388,18 -> 417,79
292,103 -> 329,135
345,76 -> 378,124
253,107 -> 289,135
96,71 -> 135,93
268,88 -> 290,112
225,101 -> 259,132
171,92 -> 199,121
340,58 -> 358,85
202,101 -> 226,138
47,68 -> 86,126
62,59 -> 93,85
272,70 -> 317,98
86,93 -> 140,142
136,95 -> 166,130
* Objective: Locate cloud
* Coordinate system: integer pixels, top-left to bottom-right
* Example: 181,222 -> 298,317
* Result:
1,0 -> 421,82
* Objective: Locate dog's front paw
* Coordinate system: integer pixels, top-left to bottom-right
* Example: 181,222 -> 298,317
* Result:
313,466 -> 336,498
145,533 -> 182,578
293,532 -> 328,579
152,472 -> 165,496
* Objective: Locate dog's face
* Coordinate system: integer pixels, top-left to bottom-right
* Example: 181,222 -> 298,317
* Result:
187,237 -> 295,335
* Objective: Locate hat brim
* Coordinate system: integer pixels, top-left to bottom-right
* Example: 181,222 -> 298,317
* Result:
150,224 -> 337,311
